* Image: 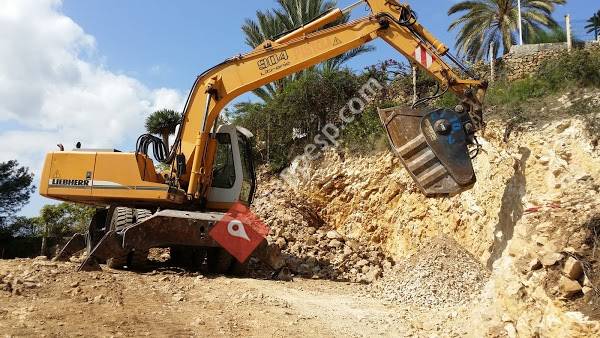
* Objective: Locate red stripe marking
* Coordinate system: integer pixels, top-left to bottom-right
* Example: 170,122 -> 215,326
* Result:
420,46 -> 427,66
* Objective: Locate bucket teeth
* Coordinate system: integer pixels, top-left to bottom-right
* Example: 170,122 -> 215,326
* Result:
398,136 -> 447,188
407,148 -> 436,173
416,163 -> 447,188
396,134 -> 426,158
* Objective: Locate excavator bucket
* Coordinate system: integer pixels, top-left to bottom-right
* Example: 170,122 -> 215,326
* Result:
378,106 -> 476,196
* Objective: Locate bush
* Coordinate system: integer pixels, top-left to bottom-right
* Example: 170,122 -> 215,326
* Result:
436,92 -> 460,108
486,77 -> 549,107
341,106 -> 388,153
233,69 -> 364,171
536,48 -> 600,90
487,48 -> 600,110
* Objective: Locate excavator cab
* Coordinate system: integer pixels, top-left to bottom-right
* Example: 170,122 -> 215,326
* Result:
379,105 -> 477,196
208,125 -> 256,208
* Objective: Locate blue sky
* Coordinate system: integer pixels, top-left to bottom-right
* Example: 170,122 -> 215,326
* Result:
0,0 -> 595,217
61,0 -> 593,92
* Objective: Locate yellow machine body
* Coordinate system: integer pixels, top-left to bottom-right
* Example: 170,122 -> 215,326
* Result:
40,151 -> 183,207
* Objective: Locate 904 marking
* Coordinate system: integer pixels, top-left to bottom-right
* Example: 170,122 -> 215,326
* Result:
257,51 -> 291,75
257,51 -> 289,70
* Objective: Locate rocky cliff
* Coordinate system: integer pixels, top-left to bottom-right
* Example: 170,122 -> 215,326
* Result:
253,109 -> 600,336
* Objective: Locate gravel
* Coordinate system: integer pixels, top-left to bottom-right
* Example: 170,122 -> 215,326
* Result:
368,236 -> 490,307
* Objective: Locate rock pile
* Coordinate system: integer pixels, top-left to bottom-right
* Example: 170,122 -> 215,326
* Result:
252,178 -> 391,283
368,236 -> 490,307
0,256 -> 54,296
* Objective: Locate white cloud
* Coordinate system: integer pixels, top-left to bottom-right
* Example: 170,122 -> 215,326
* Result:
0,0 -> 184,214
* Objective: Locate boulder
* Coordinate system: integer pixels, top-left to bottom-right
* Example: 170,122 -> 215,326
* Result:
558,276 -> 582,297
528,258 -> 542,271
361,267 -> 382,284
328,240 -> 343,249
355,259 -> 369,268
562,257 -> 583,280
275,237 -> 287,248
346,240 -> 360,251
326,230 -> 342,240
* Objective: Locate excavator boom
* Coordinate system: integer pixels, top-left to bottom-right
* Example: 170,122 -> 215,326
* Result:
176,0 -> 486,200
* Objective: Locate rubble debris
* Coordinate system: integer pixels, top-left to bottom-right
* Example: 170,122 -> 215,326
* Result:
252,178 -> 388,283
540,252 -> 564,267
527,258 -> 542,271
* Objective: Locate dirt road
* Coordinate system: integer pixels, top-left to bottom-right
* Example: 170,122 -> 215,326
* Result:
0,258 -> 492,337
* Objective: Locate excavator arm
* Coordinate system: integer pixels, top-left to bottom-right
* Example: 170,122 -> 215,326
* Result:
174,0 -> 487,199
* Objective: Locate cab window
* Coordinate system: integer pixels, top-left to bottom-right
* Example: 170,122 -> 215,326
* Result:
211,133 -> 236,188
237,132 -> 256,204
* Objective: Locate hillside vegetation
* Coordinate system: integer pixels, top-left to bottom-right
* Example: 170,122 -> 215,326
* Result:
233,47 -> 600,173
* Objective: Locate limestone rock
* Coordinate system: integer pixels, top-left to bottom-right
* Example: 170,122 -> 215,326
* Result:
558,276 -> 582,297
362,267 -> 382,284
172,293 -> 184,302
326,230 -> 342,240
562,257 -> 583,280
328,239 -> 343,249
528,258 -> 542,271
540,252 -> 564,267
275,237 -> 287,248
355,259 -> 369,268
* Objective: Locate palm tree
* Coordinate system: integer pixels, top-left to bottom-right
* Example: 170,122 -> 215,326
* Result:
241,0 -> 374,101
448,0 -> 566,61
586,10 -> 600,41
145,109 -> 181,150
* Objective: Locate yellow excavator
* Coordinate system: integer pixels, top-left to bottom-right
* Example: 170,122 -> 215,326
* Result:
41,0 -> 487,272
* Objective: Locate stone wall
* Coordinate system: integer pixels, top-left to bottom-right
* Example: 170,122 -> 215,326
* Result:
470,42 -> 600,82
498,43 -> 567,81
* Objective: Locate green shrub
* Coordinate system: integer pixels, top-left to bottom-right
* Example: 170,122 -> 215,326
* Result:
341,106 -> 388,153
436,92 -> 460,108
486,77 -> 549,107
537,49 -> 600,90
487,48 -> 600,109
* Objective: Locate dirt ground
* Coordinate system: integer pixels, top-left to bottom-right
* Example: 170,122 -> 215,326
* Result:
3,114 -> 599,337
0,257 -> 495,338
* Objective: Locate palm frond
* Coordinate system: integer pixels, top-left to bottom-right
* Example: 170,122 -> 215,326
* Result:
241,0 -> 373,101
448,0 -> 565,61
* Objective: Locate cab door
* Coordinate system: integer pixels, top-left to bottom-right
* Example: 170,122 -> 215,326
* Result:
206,125 -> 256,208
